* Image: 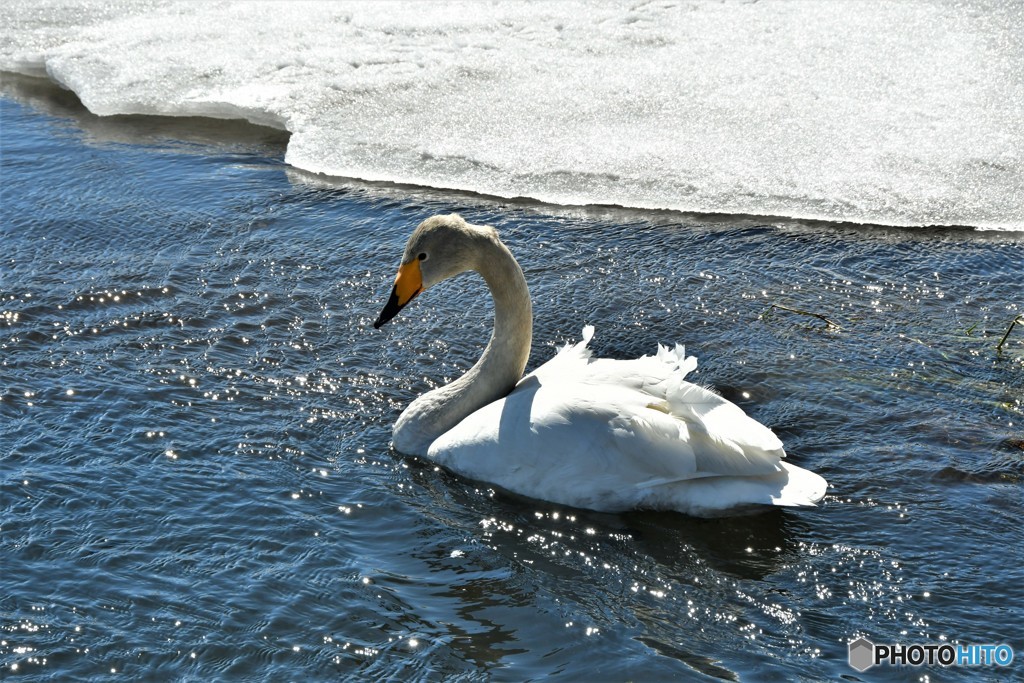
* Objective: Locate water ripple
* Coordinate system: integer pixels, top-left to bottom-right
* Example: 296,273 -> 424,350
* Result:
2,94 -> 1021,681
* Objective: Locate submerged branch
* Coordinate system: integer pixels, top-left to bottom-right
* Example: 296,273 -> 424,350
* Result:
996,315 -> 1023,353
764,303 -> 842,331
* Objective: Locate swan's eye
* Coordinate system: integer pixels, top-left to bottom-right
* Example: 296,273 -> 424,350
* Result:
417,253 -> 427,261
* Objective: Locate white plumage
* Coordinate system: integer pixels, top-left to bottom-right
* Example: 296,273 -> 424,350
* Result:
375,215 -> 827,517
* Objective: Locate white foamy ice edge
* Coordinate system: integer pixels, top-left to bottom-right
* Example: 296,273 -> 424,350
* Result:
2,0 -> 1023,230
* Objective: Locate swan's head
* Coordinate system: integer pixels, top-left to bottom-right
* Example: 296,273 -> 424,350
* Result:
374,214 -> 495,328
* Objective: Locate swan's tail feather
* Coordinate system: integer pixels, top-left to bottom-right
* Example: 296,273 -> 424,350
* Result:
771,462 -> 828,507
644,462 -> 827,516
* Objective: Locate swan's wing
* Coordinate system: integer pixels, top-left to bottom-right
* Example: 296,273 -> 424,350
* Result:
427,327 -> 821,514
525,327 -> 784,477
427,381 -> 693,511
659,378 -> 785,477
428,376 -> 790,510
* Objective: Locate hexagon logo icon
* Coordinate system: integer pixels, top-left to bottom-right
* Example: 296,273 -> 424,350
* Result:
848,637 -> 875,672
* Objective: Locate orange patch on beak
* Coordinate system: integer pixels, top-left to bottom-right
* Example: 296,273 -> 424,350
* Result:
394,258 -> 423,306
374,258 -> 424,329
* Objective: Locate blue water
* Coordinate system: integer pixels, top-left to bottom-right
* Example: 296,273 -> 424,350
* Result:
2,79 -> 1023,681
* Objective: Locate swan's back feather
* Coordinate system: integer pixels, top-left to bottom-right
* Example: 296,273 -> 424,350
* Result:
427,327 -> 825,516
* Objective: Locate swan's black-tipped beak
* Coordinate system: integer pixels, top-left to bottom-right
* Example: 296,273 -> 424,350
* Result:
374,285 -> 406,328
373,259 -> 423,329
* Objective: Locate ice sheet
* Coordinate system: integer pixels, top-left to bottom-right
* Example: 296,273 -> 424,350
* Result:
3,0 -> 1022,229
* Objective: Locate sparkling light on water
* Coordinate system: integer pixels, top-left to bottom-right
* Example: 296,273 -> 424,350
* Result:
2,38 -> 1023,681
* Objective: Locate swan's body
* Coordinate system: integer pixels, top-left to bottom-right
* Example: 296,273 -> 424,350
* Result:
375,214 -> 827,516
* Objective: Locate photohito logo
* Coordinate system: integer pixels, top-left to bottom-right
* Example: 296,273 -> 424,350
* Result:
848,636 -> 1014,672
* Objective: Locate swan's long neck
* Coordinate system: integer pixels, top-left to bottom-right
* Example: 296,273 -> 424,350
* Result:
393,236 -> 532,455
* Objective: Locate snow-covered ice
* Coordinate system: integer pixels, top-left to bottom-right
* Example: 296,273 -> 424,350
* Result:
3,0 -> 1022,229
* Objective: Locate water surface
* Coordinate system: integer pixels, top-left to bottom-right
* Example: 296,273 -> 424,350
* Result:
2,86 -> 1023,681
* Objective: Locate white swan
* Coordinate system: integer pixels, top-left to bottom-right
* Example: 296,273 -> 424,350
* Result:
374,214 -> 827,516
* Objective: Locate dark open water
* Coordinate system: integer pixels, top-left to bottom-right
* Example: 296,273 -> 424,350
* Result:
2,78 -> 1022,681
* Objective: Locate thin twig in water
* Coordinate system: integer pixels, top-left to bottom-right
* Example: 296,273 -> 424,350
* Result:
996,315 -> 1023,353
765,303 -> 842,331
